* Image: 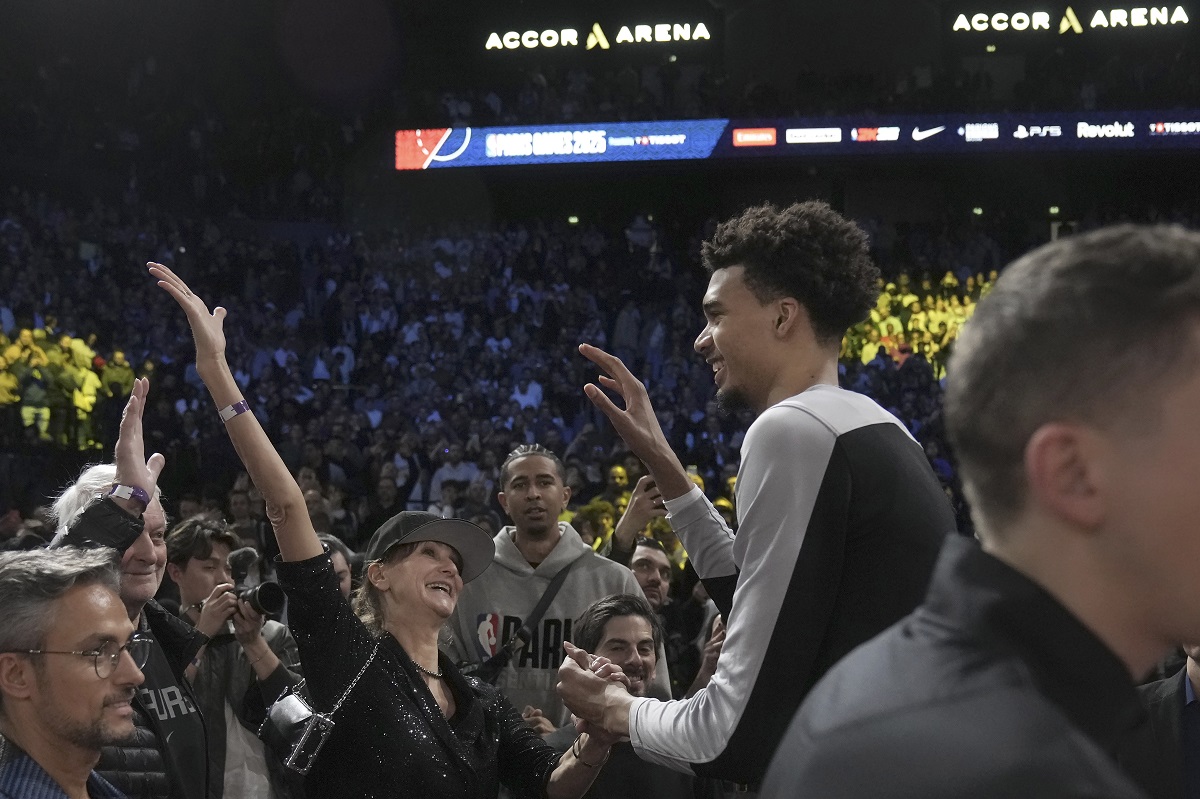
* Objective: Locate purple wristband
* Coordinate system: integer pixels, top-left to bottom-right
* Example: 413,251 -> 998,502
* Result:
218,400 -> 251,423
108,484 -> 151,510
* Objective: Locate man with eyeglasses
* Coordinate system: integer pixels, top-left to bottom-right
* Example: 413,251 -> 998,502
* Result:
51,379 -> 209,799
0,546 -> 150,798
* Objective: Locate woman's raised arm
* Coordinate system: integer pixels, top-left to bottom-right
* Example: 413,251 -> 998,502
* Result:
149,262 -> 322,562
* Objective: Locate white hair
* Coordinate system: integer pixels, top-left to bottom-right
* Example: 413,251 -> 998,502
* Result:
49,463 -> 164,544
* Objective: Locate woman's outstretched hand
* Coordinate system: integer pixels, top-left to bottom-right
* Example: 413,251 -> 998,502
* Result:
148,262 -> 228,367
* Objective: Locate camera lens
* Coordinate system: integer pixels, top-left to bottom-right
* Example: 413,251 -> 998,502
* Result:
239,581 -> 286,616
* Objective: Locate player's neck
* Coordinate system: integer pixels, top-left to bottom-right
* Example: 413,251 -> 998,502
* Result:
758,355 -> 840,413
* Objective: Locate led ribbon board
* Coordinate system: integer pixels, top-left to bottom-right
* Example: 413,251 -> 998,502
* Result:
395,111 -> 1200,170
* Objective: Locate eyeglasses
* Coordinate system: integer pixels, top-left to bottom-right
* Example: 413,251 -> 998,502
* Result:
11,632 -> 153,678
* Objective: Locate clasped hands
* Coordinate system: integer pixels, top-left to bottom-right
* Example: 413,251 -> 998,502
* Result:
556,641 -> 636,743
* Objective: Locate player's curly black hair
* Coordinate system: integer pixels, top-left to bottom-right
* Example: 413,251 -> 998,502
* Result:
701,201 -> 880,343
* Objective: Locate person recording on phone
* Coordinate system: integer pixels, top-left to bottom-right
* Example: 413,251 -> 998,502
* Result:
165,519 -> 302,799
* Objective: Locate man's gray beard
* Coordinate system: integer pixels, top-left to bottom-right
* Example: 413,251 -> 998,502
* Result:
56,714 -> 135,751
52,695 -> 140,748
715,387 -> 750,416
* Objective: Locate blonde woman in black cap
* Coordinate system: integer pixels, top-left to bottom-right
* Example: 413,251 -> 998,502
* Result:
150,262 -> 622,799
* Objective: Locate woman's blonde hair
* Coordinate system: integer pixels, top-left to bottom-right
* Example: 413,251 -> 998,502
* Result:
352,542 -> 417,635
351,539 -> 467,634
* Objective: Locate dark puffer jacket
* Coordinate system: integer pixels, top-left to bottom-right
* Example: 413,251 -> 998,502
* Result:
96,711 -> 171,798
57,499 -> 210,799
95,600 -> 208,799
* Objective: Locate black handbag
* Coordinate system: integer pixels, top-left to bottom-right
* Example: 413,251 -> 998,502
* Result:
259,640 -> 379,775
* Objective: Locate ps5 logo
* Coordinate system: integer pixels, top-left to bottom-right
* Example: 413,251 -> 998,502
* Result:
1014,124 -> 1063,138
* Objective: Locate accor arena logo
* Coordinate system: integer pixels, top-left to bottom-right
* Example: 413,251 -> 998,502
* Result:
952,4 -> 1189,33
485,21 -> 712,51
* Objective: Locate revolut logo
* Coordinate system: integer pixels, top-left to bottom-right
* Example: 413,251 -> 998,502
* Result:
952,5 -> 1190,33
1076,120 -> 1136,138
485,21 -> 712,51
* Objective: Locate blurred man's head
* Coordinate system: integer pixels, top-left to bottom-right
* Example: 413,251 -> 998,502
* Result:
573,594 -> 662,697
630,538 -> 673,610
228,490 -> 251,522
946,224 -> 1200,667
177,493 -> 202,520
376,476 -> 397,505
573,501 -> 615,547
318,534 -> 355,599
607,465 -> 628,491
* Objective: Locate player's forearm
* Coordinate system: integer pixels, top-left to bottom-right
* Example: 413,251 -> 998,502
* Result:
640,451 -> 692,501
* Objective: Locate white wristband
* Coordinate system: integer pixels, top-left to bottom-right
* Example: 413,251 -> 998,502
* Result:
218,400 -> 250,423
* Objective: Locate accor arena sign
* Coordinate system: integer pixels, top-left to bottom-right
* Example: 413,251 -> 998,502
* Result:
951,4 -> 1189,32
485,21 -> 712,51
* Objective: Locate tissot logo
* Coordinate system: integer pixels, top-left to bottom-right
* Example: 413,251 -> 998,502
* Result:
486,21 -> 712,51
952,5 -> 1190,32
1150,120 -> 1200,135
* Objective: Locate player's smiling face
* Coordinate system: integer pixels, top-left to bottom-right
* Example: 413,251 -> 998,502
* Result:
695,265 -> 780,414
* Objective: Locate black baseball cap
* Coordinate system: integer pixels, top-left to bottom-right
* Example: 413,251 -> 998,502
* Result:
363,511 -> 494,583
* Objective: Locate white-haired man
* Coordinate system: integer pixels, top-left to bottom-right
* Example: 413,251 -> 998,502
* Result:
52,379 -> 209,799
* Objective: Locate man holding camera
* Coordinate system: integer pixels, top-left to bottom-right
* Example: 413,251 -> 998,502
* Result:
166,518 -> 302,799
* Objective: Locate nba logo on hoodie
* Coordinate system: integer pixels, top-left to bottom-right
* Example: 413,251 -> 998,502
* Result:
474,613 -> 502,657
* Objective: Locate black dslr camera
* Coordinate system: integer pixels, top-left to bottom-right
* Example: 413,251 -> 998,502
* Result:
228,547 -> 286,616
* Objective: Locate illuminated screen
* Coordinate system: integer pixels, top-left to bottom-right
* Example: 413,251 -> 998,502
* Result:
395,111 -> 1200,170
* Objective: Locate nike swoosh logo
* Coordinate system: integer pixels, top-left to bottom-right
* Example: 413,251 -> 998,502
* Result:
912,126 -> 946,141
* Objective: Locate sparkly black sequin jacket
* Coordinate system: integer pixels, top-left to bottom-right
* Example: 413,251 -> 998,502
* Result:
277,553 -> 560,799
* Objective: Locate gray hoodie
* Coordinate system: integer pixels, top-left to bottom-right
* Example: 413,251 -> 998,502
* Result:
445,522 -> 666,724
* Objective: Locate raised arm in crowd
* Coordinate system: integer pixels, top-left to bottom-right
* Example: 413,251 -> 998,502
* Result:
149,261 -> 623,799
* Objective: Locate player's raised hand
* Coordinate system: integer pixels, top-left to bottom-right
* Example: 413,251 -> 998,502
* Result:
579,344 -> 691,499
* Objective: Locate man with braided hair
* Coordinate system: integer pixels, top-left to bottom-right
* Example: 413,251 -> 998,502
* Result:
445,443 -> 665,733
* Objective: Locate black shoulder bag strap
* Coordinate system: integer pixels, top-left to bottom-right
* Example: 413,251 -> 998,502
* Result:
471,560 -> 575,684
